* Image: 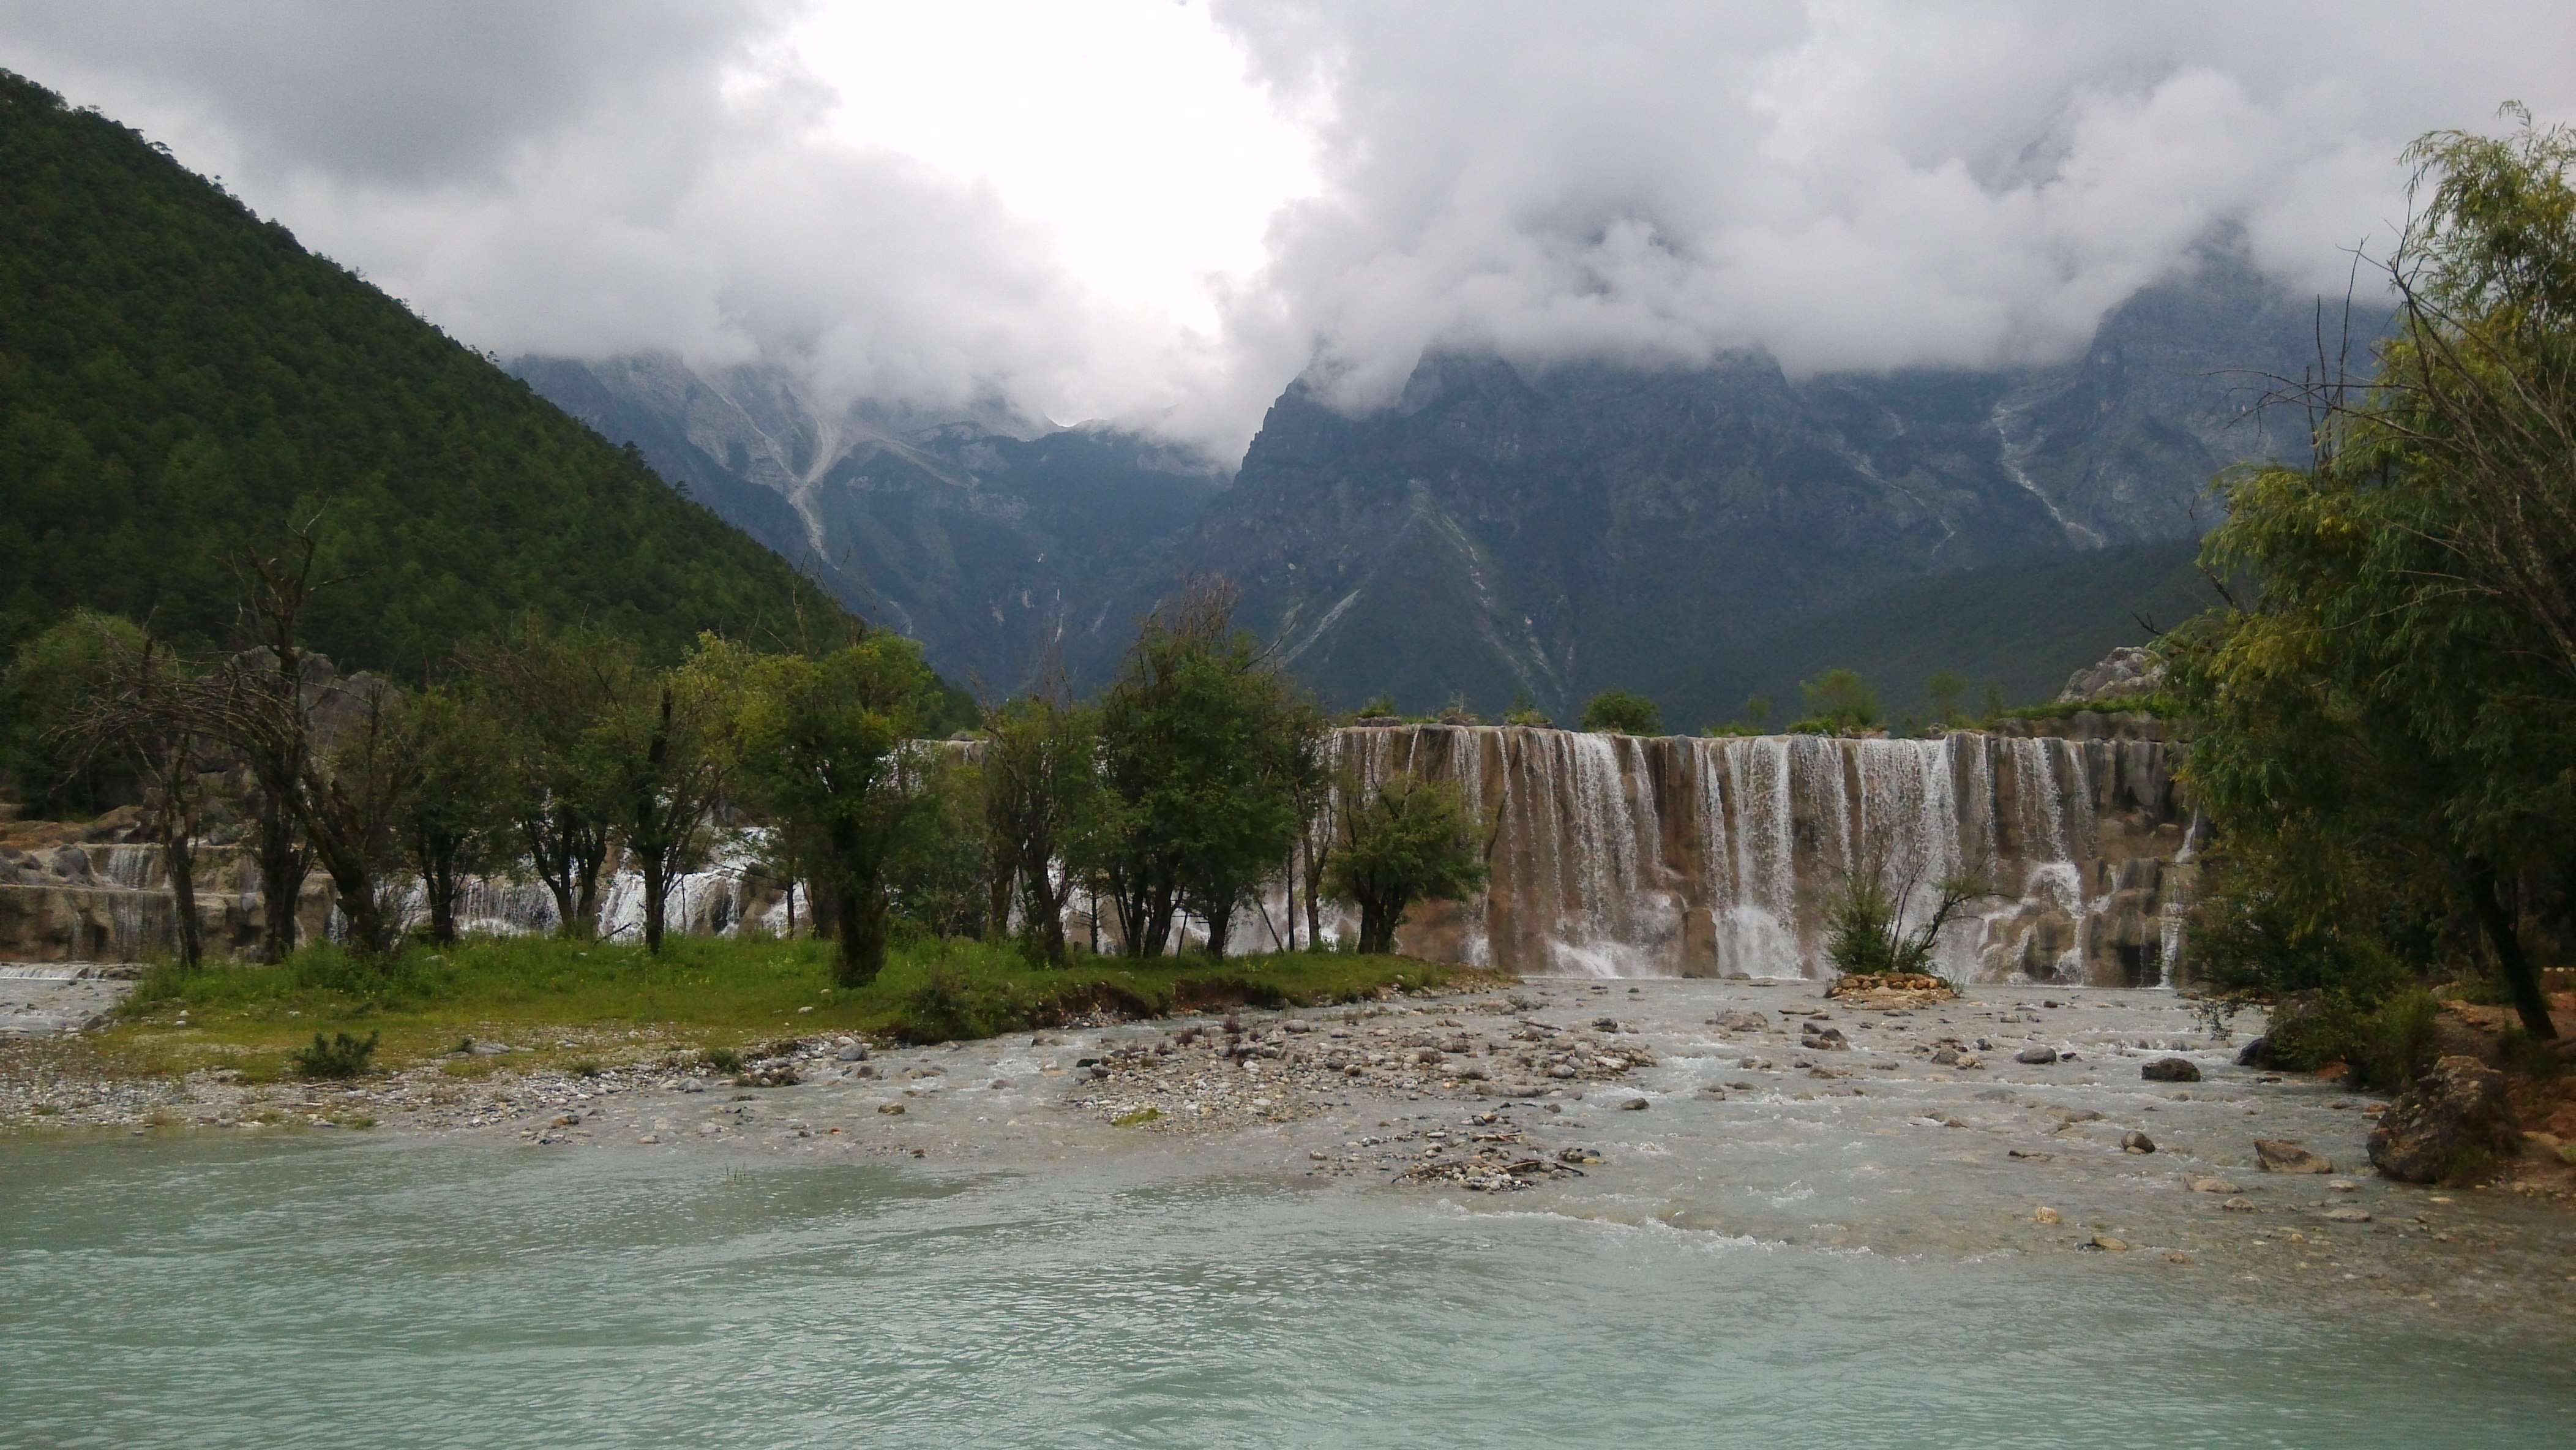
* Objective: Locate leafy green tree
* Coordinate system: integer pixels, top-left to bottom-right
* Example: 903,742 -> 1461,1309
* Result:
1925,671 -> 1969,726
1502,690 -> 1551,727
1086,582 -> 1311,960
471,617 -> 636,939
393,685 -> 511,947
2169,108 -> 2576,1040
1979,679 -> 2007,723
1579,689 -> 1661,735
601,636 -> 745,953
981,686 -> 1102,963
1325,775 -> 1488,955
1795,669 -> 1882,733
735,636 -> 945,986
888,753 -> 989,942
1,610 -> 145,814
1742,694 -> 1772,733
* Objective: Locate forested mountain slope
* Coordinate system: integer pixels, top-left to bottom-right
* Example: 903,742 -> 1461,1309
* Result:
0,70 -> 855,674
1649,538 -> 2214,729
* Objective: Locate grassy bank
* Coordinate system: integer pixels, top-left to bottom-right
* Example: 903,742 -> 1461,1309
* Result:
95,935 -> 1498,1082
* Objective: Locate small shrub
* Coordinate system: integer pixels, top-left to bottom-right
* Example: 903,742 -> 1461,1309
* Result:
701,1046 -> 744,1074
289,1031 -> 380,1080
2500,1026 -> 2564,1081
1579,689 -> 1661,735
568,1059 -> 604,1078
2348,990 -> 2441,1091
1111,1108 -> 1163,1127
1822,867 -> 1984,977
1792,669 -> 1882,734
896,963 -> 1035,1045
2255,994 -> 2358,1072
2437,975 -> 2512,1007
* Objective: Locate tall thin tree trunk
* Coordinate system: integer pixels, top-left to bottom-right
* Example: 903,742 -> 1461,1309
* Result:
989,861 -> 1015,949
2470,862 -> 2558,1039
1301,832 -> 1324,952
834,865 -> 889,987
256,792 -> 304,963
642,858 -> 670,954
426,851 -> 460,946
164,816 -> 201,971
571,853 -> 605,941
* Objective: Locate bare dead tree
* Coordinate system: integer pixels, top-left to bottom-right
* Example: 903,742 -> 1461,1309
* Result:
64,633 -> 212,969
221,524 -> 346,961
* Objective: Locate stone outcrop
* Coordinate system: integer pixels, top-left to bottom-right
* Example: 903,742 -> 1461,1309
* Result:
2057,645 -> 2165,704
2367,1055 -> 2515,1183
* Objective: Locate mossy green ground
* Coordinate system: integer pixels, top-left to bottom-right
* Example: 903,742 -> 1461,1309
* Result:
98,936 -> 1498,1082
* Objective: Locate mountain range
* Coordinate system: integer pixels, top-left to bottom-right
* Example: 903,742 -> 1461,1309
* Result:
523,246 -> 2348,717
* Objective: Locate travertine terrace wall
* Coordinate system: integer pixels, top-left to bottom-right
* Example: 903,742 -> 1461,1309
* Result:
1336,716 -> 2190,985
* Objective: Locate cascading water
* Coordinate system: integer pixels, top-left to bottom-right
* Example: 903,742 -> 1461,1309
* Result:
1332,724 -> 2190,985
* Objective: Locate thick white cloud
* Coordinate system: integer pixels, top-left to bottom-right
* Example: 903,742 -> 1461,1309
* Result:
4,1 -> 2572,457
1220,1 -> 2576,415
0,1 -> 1216,435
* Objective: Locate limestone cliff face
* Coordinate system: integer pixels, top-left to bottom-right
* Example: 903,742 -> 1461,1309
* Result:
1337,716 -> 2192,985
0,838 -> 313,963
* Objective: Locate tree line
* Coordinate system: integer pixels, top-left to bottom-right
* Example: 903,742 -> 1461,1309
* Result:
4,560 -> 1486,986
2168,108 -> 2575,1057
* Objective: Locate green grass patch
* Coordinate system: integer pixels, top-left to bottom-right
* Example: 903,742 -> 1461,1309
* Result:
99,934 -> 1498,1075
1993,693 -> 2184,723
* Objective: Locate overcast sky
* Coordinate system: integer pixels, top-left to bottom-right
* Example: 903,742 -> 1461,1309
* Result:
6,1 -> 2573,459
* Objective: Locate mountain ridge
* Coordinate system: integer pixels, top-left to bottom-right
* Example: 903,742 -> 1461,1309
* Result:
0,69 -> 856,677
522,252 -> 2366,715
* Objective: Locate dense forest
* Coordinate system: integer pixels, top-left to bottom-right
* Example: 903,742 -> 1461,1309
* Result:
0,70 -> 859,677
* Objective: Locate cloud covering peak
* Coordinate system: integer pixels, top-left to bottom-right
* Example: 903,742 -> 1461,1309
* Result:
6,1 -> 2572,458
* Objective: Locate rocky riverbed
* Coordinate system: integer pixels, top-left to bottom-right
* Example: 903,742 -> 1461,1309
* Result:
9,976 -> 2576,1320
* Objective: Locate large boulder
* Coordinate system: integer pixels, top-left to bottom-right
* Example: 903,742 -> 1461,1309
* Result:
2367,1055 -> 2515,1184
2254,1139 -> 2334,1174
2236,991 -> 2327,1070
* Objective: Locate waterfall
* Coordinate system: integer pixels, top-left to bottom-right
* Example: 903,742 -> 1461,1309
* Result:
1335,723 -> 2188,985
